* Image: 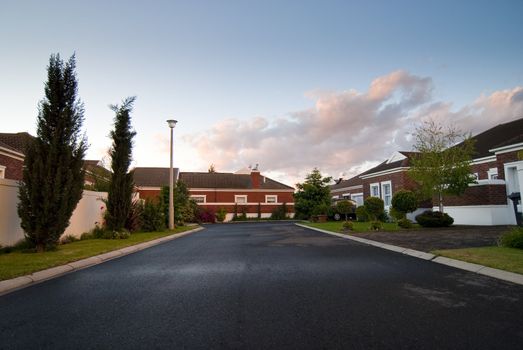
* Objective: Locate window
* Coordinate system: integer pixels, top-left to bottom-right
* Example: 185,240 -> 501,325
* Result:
265,195 -> 277,203
488,168 -> 498,180
370,183 -> 380,197
342,193 -> 351,200
352,193 -> 364,207
0,165 -> 5,179
190,195 -> 206,203
381,181 -> 392,207
235,195 -> 247,204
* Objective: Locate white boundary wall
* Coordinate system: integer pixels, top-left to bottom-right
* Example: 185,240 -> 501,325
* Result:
433,204 -> 517,226
0,178 -> 107,246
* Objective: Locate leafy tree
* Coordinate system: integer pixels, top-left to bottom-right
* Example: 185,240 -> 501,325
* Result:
160,180 -> 193,225
105,97 -> 137,231
364,197 -> 384,221
208,164 -> 216,173
391,190 -> 417,219
408,120 -> 476,213
294,168 -> 332,219
18,54 -> 87,252
336,200 -> 355,221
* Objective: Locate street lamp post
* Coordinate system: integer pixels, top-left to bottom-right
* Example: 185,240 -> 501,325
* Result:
167,119 -> 178,230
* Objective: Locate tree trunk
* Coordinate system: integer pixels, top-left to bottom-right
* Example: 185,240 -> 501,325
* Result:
438,191 -> 444,213
36,243 -> 45,253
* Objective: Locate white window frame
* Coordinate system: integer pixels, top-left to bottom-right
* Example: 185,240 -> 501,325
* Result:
0,165 -> 5,179
487,168 -> 498,180
381,181 -> 392,208
351,193 -> 364,207
235,195 -> 248,204
190,195 -> 206,204
370,183 -> 380,198
265,195 -> 277,203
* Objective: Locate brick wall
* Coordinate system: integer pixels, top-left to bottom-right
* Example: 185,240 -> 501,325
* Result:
471,161 -> 497,180
496,151 -> 519,180
361,171 -> 418,198
441,184 -> 507,206
0,154 -> 23,181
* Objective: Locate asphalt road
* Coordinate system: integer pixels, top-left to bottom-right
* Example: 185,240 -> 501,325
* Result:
1,222 -> 522,349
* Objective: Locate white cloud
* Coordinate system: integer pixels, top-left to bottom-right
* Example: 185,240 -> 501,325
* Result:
169,70 -> 523,187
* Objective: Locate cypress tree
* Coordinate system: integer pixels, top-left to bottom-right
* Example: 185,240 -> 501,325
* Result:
105,97 -> 137,232
18,54 -> 87,252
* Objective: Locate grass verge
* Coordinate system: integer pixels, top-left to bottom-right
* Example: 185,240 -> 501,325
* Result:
433,246 -> 523,275
303,221 -> 402,233
0,226 -> 196,281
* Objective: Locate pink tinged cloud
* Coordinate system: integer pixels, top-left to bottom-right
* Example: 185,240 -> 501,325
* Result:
180,70 -> 522,186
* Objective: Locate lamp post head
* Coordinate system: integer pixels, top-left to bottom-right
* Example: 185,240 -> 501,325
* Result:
166,119 -> 178,129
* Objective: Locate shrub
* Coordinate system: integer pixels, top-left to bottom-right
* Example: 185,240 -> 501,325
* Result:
364,197 -> 385,221
389,207 -> 403,221
499,227 -> 523,249
80,231 -> 94,240
369,220 -> 383,231
141,199 -> 166,232
355,206 -> 369,222
336,200 -> 355,221
391,190 -> 417,219
196,206 -> 216,223
60,234 -> 79,244
397,218 -> 413,229
216,207 -> 227,222
312,203 -> 330,216
415,210 -> 454,227
91,224 -> 108,239
271,203 -> 288,220
342,221 -> 353,231
125,200 -> 143,232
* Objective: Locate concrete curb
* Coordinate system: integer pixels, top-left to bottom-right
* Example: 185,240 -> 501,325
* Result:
0,226 -> 204,297
296,223 -> 523,286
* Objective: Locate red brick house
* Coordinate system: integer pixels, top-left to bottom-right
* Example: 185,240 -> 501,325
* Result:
0,132 -> 34,181
331,117 -> 523,225
134,167 -> 295,221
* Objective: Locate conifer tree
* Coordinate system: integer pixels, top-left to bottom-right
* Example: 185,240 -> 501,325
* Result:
18,54 -> 87,252
105,97 -> 137,231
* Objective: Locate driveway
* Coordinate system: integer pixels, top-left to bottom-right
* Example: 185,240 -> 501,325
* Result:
0,222 -> 522,349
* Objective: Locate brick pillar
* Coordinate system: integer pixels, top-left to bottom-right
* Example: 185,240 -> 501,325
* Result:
251,170 -> 261,188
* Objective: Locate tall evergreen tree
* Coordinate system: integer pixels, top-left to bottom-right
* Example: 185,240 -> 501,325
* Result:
18,54 -> 87,252
294,168 -> 332,219
105,97 -> 137,231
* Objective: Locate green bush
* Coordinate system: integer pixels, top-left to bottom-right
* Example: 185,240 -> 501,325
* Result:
216,207 -> 227,222
141,199 -> 166,232
397,218 -> 413,229
391,190 -> 417,219
415,210 -> 454,227
369,220 -> 383,231
271,203 -> 288,220
355,206 -> 369,222
336,200 -> 355,221
312,203 -> 330,216
364,197 -> 385,221
389,207 -> 404,221
342,221 -> 353,231
125,200 -> 143,232
60,234 -> 79,244
499,227 -> 523,249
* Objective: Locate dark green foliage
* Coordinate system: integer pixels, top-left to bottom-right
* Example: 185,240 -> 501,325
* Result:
499,227 -> 523,249
18,54 -> 87,252
271,203 -> 288,220
105,97 -> 136,232
141,200 -> 166,232
369,220 -> 383,231
125,200 -> 143,232
391,190 -> 417,219
397,218 -> 413,229
312,203 -> 330,216
415,210 -> 454,227
364,197 -> 385,221
233,206 -> 248,221
389,207 -> 404,221
160,181 -> 195,225
355,206 -> 369,222
294,168 -> 332,219
336,200 -> 355,221
216,208 -> 227,222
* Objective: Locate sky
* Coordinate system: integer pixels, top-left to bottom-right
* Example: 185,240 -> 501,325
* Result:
1,0 -> 522,186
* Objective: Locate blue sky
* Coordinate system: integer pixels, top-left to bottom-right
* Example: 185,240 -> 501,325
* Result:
1,0 -> 522,184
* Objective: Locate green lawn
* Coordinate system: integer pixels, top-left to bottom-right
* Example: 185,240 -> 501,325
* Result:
0,226 -> 196,281
304,221 -> 401,233
433,246 -> 523,275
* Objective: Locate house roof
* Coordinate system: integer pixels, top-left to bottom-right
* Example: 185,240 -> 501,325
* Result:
330,175 -> 362,191
83,160 -> 111,178
461,117 -> 523,158
0,140 -> 24,155
0,132 -> 35,154
133,167 -> 294,190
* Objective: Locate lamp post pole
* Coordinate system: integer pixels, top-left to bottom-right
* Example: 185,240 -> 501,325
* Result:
167,119 -> 178,230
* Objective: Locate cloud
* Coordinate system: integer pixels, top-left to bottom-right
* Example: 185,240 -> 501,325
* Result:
180,70 -> 523,186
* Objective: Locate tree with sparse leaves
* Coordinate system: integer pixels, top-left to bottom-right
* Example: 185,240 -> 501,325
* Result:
18,54 -> 87,252
105,97 -> 137,232
294,168 -> 332,219
408,120 -> 476,213
208,164 -> 216,173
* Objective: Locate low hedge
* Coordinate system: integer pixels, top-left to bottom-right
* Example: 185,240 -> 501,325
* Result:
499,227 -> 523,249
415,210 -> 454,227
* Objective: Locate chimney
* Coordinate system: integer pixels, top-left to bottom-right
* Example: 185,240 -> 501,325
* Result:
251,166 -> 261,189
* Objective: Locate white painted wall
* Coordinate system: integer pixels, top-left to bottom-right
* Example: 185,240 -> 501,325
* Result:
433,205 -> 516,226
0,178 -> 107,246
